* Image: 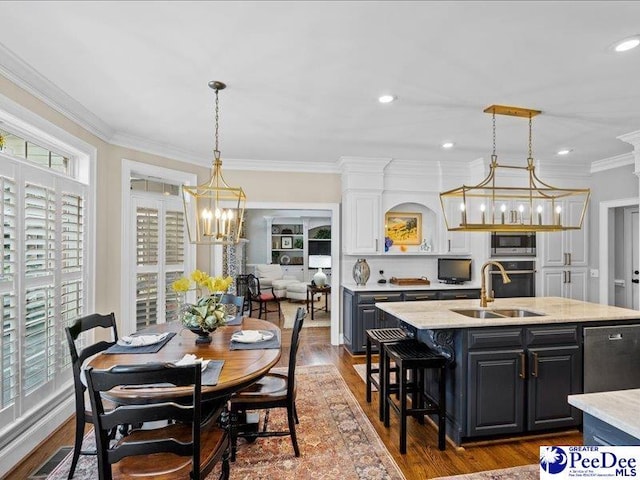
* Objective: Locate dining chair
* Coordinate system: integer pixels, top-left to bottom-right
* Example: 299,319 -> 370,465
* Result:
246,273 -> 282,323
220,293 -> 245,318
64,313 -> 119,479
228,307 -> 306,461
235,275 -> 251,314
85,362 -> 230,480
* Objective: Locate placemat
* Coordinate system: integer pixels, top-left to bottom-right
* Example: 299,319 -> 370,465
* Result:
230,329 -> 281,350
117,360 -> 224,388
202,359 -> 225,385
104,332 -> 176,354
225,314 -> 243,326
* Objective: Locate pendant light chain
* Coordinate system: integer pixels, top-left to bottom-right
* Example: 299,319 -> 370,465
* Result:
527,113 -> 534,169
492,111 -> 496,157
214,87 -> 221,161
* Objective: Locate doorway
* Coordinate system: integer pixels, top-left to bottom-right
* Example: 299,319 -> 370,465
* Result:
599,198 -> 639,307
226,201 -> 341,346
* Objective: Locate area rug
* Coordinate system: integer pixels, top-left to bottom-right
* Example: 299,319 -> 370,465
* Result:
46,364 -> 405,480
281,299 -> 330,328
432,464 -> 538,480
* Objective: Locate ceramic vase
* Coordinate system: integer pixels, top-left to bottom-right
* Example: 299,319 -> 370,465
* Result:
352,258 -> 370,286
188,326 -> 215,344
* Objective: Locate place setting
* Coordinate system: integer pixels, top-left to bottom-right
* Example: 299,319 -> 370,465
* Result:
230,329 -> 280,350
104,331 -> 176,354
174,353 -> 225,386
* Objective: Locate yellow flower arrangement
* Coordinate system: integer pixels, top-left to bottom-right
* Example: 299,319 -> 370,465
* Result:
171,270 -> 234,331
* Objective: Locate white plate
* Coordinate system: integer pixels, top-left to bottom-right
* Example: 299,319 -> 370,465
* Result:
231,330 -> 275,344
117,333 -> 168,347
280,254 -> 291,265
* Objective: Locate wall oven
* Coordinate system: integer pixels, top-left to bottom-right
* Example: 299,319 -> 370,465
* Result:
490,260 -> 536,298
490,232 -> 536,257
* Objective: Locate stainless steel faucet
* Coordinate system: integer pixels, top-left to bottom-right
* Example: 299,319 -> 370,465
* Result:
480,261 -> 511,307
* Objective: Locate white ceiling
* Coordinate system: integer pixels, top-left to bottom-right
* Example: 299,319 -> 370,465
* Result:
1,1 -> 639,170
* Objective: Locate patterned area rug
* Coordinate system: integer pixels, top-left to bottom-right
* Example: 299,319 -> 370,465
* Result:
432,464 -> 539,480
46,364 -> 405,480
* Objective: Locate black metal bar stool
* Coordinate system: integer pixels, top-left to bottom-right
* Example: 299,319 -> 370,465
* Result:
383,340 -> 447,454
365,328 -> 408,421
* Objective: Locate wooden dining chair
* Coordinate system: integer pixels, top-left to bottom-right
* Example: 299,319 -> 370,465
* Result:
228,307 -> 306,461
246,273 -> 281,323
85,362 -> 230,480
64,313 -> 119,479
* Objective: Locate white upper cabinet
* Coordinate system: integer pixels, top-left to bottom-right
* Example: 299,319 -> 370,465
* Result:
343,192 -> 381,255
541,199 -> 589,268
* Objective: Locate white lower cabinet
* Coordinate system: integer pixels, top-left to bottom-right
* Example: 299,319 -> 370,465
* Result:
540,268 -> 588,301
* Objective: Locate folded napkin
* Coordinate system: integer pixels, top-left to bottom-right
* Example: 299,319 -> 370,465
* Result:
233,330 -> 265,343
175,353 -> 210,371
120,332 -> 169,347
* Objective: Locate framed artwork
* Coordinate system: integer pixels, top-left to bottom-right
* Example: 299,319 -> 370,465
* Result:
281,236 -> 293,249
385,212 -> 422,245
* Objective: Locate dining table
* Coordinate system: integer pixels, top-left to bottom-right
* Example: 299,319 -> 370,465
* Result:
88,317 -> 281,405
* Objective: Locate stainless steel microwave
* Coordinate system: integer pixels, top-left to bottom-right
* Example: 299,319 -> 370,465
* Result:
490,232 -> 536,257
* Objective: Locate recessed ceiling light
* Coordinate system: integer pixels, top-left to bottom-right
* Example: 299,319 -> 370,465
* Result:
613,35 -> 640,52
378,95 -> 396,104
557,149 -> 572,156
442,142 -> 455,149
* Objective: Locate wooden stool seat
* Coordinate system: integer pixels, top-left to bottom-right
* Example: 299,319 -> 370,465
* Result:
383,341 -> 447,454
365,328 -> 409,421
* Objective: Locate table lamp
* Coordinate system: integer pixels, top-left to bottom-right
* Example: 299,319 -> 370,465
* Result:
309,255 -> 331,287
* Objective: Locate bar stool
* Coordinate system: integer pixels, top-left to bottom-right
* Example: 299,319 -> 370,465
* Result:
365,328 -> 408,421
383,341 -> 447,454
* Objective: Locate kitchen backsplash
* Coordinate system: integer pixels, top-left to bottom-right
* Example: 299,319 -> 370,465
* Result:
341,255 -> 445,285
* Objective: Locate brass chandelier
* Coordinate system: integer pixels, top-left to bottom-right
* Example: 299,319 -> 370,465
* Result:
439,105 -> 590,233
182,81 -> 246,245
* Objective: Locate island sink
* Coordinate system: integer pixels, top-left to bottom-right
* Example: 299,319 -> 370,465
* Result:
451,308 -> 545,319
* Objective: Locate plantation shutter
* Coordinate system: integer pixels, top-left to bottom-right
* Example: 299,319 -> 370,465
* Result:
0,171 -> 18,427
132,197 -> 186,330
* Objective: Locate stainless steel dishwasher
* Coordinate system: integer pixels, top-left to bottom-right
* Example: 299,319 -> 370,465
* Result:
583,324 -> 640,393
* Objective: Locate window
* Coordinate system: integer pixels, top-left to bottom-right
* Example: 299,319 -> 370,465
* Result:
0,102 -> 93,455
0,128 -> 70,174
122,163 -> 195,334
0,156 -> 88,439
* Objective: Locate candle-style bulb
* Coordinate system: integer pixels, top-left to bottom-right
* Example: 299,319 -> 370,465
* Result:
537,205 -> 543,225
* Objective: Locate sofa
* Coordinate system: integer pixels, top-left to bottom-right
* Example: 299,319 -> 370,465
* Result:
254,264 -> 302,298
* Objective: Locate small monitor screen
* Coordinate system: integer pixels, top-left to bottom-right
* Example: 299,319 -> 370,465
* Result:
438,258 -> 472,284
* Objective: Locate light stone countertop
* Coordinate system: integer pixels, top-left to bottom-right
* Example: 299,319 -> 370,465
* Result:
342,282 -> 481,292
568,389 -> 640,440
375,296 -> 640,329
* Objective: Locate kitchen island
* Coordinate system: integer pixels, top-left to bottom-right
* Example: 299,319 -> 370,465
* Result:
375,297 -> 640,444
568,389 -> 640,446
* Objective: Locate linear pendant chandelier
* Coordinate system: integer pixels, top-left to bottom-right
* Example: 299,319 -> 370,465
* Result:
439,105 -> 590,233
182,81 -> 246,245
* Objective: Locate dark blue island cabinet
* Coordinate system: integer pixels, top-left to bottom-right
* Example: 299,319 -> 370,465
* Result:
341,287 -> 479,354
396,321 -> 583,444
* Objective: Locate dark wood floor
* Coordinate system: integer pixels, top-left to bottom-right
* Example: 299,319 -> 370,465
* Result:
5,326 -> 581,480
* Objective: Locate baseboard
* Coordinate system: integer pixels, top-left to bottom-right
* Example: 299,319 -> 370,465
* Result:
0,398 -> 74,478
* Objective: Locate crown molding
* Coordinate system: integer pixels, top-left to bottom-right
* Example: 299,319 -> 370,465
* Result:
590,152 -> 634,174
111,132 -> 340,173
618,129 -> 640,147
0,41 -> 114,142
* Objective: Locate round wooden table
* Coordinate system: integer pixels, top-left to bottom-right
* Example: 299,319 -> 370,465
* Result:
88,317 -> 281,403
